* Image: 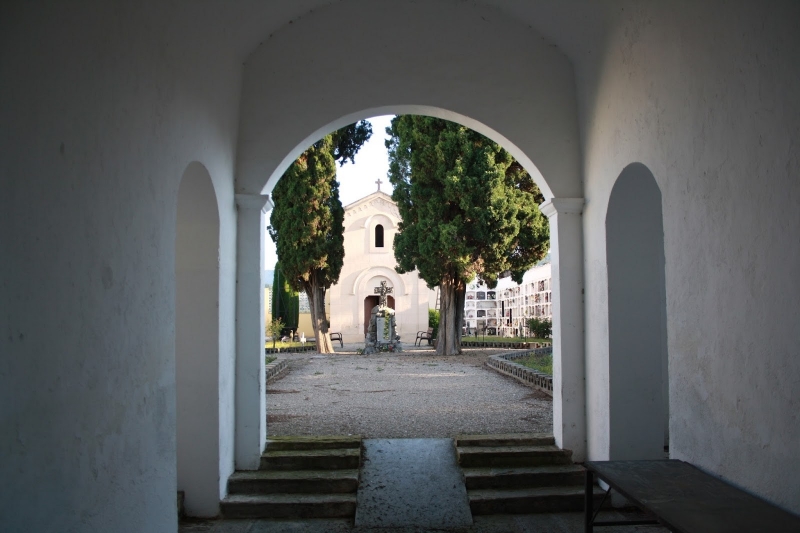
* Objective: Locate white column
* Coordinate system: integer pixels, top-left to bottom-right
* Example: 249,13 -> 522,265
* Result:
540,198 -> 586,461
234,193 -> 270,470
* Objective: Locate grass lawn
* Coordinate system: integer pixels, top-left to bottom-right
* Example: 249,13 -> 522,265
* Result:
517,352 -> 553,375
265,355 -> 277,365
265,340 -> 315,349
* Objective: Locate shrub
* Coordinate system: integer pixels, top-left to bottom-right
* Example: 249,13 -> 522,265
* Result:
527,317 -> 552,339
267,317 -> 285,349
428,308 -> 440,339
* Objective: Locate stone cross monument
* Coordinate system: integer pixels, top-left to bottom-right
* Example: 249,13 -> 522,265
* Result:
364,280 -> 402,354
374,280 -> 393,307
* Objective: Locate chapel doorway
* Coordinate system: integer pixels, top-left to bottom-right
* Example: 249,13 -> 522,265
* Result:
364,295 -> 395,336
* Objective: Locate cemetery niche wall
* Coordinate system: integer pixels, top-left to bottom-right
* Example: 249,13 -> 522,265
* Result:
464,258 -> 552,338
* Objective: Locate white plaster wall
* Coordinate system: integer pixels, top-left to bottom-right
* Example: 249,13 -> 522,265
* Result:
236,0 -> 582,200
0,3 -> 241,531
577,1 -> 800,513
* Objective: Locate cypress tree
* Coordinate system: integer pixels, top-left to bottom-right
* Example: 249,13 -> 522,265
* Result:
268,121 -> 371,352
386,115 -> 549,355
271,262 -> 299,334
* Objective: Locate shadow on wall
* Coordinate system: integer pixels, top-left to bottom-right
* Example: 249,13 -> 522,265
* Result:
606,163 -> 669,460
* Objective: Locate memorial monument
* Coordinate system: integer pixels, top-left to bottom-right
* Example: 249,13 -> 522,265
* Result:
364,281 -> 403,354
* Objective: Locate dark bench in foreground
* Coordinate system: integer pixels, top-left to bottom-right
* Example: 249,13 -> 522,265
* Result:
584,460 -> 800,533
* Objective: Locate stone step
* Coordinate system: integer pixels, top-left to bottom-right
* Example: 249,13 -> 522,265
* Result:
221,493 -> 357,519
227,469 -> 359,495
260,448 -> 361,471
455,433 -> 555,448
468,485 -> 606,515
462,464 -> 585,490
457,445 -> 573,468
265,435 -> 362,451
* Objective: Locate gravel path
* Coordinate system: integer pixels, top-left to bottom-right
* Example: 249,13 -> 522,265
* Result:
266,343 -> 552,438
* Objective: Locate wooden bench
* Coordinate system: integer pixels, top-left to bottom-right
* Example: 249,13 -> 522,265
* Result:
329,332 -> 343,348
584,460 -> 800,533
415,328 -> 434,346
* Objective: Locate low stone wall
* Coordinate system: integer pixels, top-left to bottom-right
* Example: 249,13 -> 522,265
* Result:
265,358 -> 289,383
485,348 -> 553,396
462,340 -> 552,349
264,345 -> 317,354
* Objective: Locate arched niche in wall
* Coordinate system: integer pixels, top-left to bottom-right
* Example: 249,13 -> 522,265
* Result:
175,162 -> 221,516
606,163 -> 669,460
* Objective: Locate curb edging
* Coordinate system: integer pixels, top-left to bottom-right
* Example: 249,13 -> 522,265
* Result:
485,348 -> 553,396
462,340 -> 552,349
265,345 -> 317,354
265,358 -> 289,383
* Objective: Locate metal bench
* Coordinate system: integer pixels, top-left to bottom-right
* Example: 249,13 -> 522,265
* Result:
415,328 -> 434,346
584,460 -> 800,533
329,332 -> 343,348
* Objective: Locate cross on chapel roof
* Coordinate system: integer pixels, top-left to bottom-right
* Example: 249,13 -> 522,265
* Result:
375,178 -> 383,192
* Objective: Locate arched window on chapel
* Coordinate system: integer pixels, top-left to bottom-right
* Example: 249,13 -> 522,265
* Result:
375,224 -> 384,248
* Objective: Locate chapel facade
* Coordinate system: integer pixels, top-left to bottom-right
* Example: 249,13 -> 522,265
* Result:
328,190 -> 432,343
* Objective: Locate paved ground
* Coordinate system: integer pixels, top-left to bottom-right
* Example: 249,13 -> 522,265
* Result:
355,439 -> 472,528
266,343 -> 553,438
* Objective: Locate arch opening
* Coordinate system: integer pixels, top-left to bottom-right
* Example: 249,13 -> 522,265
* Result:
175,162 -> 221,516
375,224 -> 385,248
261,112 -> 574,451
260,106 -> 554,201
606,163 -> 669,460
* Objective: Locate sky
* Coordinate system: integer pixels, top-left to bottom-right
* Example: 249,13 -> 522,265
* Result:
265,115 -> 395,271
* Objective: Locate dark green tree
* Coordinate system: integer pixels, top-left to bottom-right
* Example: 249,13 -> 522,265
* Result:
527,317 -> 553,340
268,121 -> 372,352
271,262 -> 298,334
386,115 -> 549,355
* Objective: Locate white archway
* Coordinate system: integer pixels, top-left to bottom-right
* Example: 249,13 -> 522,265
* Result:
175,162 -> 221,516
235,0 -> 582,200
233,0 -> 588,465
606,163 -> 669,460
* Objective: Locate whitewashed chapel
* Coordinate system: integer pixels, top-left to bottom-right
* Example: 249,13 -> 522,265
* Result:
328,189 -> 432,343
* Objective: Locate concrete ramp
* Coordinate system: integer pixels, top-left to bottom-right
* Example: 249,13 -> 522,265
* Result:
355,439 -> 473,528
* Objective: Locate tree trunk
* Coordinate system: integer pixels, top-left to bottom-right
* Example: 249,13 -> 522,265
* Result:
436,276 -> 466,355
307,272 -> 334,353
